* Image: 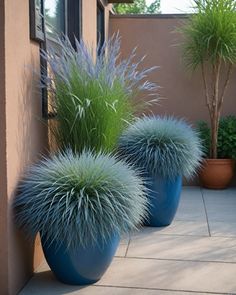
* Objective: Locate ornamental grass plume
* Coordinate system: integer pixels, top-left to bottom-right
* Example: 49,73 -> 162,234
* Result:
41,34 -> 159,153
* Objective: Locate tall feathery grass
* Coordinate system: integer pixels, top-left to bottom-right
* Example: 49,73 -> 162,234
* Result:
13,150 -> 148,249
41,34 -> 158,153
119,116 -> 203,179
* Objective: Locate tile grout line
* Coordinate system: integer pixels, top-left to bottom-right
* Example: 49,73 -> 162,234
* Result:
124,235 -> 131,257
200,187 -> 212,237
113,255 -> 236,265
94,284 -> 236,295
132,232 -> 209,238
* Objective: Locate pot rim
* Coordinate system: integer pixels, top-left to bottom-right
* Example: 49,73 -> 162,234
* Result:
203,158 -> 235,164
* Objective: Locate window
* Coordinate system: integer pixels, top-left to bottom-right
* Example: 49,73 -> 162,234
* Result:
67,0 -> 82,48
44,0 -> 81,44
97,1 -> 105,55
44,0 -> 66,40
41,0 -> 81,117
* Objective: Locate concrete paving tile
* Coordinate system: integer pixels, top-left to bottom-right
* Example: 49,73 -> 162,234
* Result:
96,257 -> 236,294
207,210 -> 236,222
120,235 -> 130,244
19,270 -> 216,295
204,196 -> 236,206
174,189 -> 206,222
202,188 -> 236,201
115,243 -> 128,257
227,188 -> 236,197
178,197 -> 204,208
205,203 -> 236,212
206,204 -> 236,214
203,189 -> 236,209
127,234 -> 236,262
203,189 -> 236,217
181,186 -> 202,199
175,201 -> 206,221
209,220 -> 236,237
132,221 -> 209,237
115,237 -> 129,257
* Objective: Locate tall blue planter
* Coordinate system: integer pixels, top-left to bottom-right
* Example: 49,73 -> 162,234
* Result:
41,234 -> 120,285
145,175 -> 182,227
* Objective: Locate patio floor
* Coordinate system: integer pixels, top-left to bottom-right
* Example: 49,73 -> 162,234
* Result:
19,187 -> 236,295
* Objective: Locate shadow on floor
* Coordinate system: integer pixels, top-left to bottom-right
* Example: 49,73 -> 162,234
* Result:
19,270 -> 90,295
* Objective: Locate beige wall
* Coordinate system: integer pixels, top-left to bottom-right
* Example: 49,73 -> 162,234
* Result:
82,0 -> 97,46
3,0 -> 48,294
0,1 -> 9,294
110,15 -> 236,123
82,0 -> 112,48
0,1 -> 112,294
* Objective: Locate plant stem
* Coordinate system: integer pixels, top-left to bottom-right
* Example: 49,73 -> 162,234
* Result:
201,63 -> 212,119
218,64 -> 233,110
210,59 -> 221,159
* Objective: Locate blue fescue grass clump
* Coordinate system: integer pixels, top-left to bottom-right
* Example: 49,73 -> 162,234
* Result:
41,34 -> 158,153
13,150 -> 148,249
119,116 -> 203,179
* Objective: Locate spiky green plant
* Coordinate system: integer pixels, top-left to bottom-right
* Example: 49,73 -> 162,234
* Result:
180,0 -> 236,159
13,150 -> 148,249
41,34 -> 158,153
119,116 -> 203,179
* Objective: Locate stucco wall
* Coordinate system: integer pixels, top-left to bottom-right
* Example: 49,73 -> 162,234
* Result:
0,1 -> 8,294
82,0 -> 97,46
82,0 -> 112,48
110,15 -> 236,123
4,0 -> 48,294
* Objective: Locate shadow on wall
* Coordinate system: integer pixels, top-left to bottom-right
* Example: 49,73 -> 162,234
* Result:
8,52 -> 48,293
17,54 -> 48,168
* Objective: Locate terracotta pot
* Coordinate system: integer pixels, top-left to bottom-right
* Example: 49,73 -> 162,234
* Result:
199,159 -> 235,189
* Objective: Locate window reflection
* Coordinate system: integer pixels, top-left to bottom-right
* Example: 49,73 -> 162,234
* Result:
44,0 -> 65,38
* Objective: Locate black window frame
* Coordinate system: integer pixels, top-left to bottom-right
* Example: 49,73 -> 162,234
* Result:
97,1 -> 105,56
67,0 -> 82,48
30,0 -> 46,42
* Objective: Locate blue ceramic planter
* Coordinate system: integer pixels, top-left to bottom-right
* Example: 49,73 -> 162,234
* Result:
145,175 -> 182,227
41,234 -> 120,285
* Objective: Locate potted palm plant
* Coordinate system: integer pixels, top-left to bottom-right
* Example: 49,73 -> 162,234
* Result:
119,116 -> 202,227
197,116 -> 236,188
14,150 -> 148,285
180,0 -> 236,189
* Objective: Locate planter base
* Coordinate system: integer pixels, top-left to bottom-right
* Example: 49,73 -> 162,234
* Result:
145,175 -> 182,227
41,234 -> 120,285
